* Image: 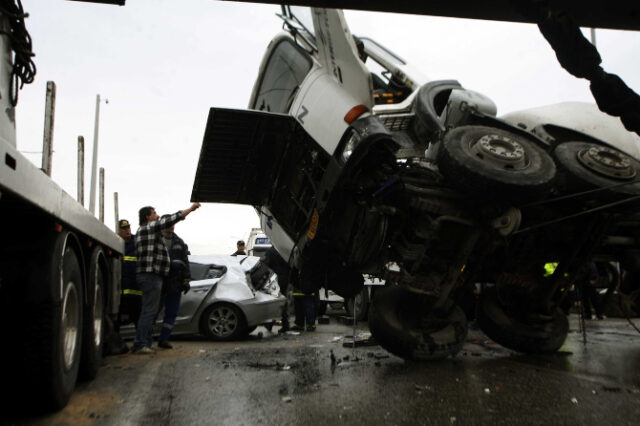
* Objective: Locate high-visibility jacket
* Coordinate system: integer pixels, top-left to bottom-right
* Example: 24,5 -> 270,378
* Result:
122,237 -> 141,296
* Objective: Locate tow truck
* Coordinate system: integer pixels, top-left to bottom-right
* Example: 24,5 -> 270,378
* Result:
0,0 -> 123,411
192,4 -> 640,360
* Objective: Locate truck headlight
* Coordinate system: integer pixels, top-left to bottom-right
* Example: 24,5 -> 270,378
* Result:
342,130 -> 361,163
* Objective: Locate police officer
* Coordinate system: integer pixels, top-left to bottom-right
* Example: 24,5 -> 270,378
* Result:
116,219 -> 141,331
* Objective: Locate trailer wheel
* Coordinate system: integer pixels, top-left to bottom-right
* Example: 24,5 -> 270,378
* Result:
438,125 -> 556,201
25,234 -> 84,411
80,247 -> 106,381
476,287 -> 568,353
368,286 -> 467,360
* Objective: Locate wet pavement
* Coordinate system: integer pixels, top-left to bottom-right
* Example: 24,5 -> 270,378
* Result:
5,311 -> 640,425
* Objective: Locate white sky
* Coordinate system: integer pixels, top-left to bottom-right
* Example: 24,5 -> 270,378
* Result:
15,0 -> 640,254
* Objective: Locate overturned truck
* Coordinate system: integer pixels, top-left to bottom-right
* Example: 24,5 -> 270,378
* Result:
192,6 -> 640,360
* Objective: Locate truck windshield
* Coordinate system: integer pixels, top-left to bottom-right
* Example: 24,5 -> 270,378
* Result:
253,39 -> 312,113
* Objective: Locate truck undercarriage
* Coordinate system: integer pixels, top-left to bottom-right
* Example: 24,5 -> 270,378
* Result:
192,6 -> 640,360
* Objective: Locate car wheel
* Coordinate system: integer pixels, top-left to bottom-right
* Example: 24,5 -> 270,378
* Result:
438,125 -> 556,201
200,303 -> 248,341
80,247 -> 106,381
344,287 -> 369,321
368,286 -> 467,360
476,287 -> 568,353
553,141 -> 640,201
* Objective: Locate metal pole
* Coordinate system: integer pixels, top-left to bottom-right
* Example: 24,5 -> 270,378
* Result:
99,167 -> 105,223
41,81 -> 56,176
114,192 -> 119,230
89,94 -> 101,214
77,136 -> 84,206
590,28 -> 596,47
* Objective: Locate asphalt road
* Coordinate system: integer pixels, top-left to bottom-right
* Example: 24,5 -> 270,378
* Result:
5,311 -> 640,425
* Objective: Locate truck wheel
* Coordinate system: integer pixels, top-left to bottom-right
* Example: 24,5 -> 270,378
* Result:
438,125 -> 556,201
476,287 -> 568,353
553,141 -> 640,200
200,303 -> 248,341
368,286 -> 467,360
80,247 -> 106,381
25,235 -> 84,411
344,286 -> 369,321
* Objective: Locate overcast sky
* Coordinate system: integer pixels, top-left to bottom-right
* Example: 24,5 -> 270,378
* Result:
15,0 -> 640,254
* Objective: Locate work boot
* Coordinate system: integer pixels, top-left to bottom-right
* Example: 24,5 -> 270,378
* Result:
290,324 -> 304,332
306,325 -> 316,332
158,340 -> 173,349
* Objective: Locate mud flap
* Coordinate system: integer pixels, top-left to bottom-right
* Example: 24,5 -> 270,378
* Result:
191,108 -> 301,205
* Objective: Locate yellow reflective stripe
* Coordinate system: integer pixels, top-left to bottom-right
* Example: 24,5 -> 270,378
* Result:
124,256 -> 138,261
121,289 -> 142,296
544,262 -> 558,277
292,292 -> 315,296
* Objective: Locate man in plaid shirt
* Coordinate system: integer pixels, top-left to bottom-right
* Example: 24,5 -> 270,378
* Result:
131,202 -> 201,354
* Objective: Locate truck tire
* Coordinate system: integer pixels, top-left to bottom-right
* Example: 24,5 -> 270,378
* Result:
368,286 -> 467,360
438,125 -> 556,201
553,141 -> 640,201
476,287 -> 568,353
79,247 -> 106,381
25,233 -> 84,411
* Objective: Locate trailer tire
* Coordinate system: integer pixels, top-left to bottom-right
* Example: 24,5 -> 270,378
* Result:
368,286 -> 467,360
25,234 -> 83,411
476,287 -> 568,353
80,247 -> 106,381
438,125 -> 556,201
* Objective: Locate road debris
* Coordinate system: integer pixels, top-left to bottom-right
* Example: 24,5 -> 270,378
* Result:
571,397 -> 578,405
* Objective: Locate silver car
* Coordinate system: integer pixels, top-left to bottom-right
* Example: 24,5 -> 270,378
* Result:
121,255 -> 285,341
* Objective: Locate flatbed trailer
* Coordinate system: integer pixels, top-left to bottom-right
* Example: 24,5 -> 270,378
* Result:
0,1 -> 123,411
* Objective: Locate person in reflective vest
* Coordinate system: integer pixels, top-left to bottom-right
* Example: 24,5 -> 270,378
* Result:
116,219 -> 141,331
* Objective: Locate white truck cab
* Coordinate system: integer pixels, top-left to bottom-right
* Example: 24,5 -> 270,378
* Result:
192,5 -> 640,361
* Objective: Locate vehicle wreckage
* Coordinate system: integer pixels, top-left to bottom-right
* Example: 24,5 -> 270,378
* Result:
191,5 -> 640,360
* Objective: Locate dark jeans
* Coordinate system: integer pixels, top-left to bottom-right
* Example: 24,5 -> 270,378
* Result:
579,283 -> 602,318
132,273 -> 163,351
293,293 -> 316,327
156,291 -> 182,342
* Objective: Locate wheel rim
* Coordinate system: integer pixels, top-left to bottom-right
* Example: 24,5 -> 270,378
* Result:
577,145 -> 636,180
62,280 -> 80,371
470,134 -> 529,170
207,306 -> 238,337
93,277 -> 103,348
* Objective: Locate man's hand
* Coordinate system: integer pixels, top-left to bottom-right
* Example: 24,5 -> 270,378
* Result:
183,279 -> 191,294
181,202 -> 201,218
